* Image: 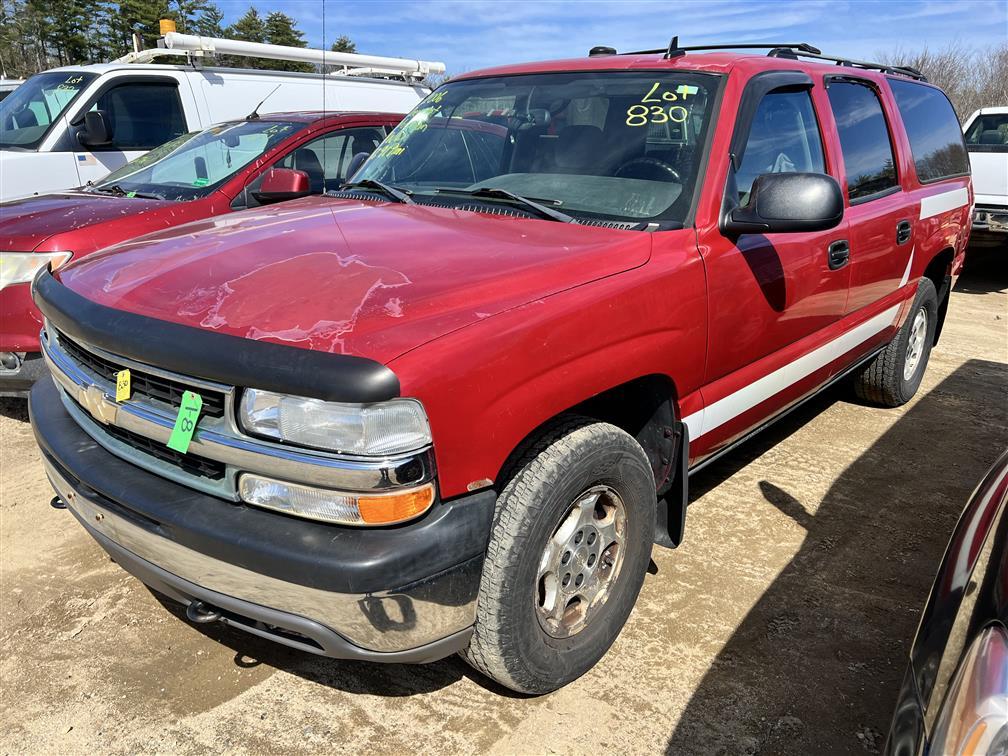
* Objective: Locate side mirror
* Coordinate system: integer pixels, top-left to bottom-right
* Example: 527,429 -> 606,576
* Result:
251,168 -> 311,204
77,110 -> 112,147
723,172 -> 844,235
344,152 -> 370,182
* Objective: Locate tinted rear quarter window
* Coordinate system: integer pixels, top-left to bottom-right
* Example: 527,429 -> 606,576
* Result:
826,80 -> 898,202
888,79 -> 970,182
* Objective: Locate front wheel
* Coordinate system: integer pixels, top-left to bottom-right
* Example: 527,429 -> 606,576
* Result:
853,278 -> 938,407
461,416 -> 656,694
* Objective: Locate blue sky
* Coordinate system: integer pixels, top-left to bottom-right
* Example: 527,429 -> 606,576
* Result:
217,0 -> 1008,75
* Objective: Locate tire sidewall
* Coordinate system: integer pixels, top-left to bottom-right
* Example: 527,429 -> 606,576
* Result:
495,427 -> 655,690
894,279 -> 938,402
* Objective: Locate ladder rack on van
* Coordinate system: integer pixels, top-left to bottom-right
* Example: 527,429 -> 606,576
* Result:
113,32 -> 446,80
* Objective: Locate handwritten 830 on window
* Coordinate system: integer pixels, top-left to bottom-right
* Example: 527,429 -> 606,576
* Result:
626,82 -> 699,127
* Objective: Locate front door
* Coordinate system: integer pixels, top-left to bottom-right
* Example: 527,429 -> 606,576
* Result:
74,80 -> 189,185
694,83 -> 850,455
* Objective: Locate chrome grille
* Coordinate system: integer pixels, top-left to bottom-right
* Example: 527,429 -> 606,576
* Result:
56,330 -> 226,418
65,393 -> 226,481
40,325 -> 437,501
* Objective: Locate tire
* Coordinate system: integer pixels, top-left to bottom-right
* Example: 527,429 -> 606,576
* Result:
853,278 -> 938,407
461,416 -> 656,695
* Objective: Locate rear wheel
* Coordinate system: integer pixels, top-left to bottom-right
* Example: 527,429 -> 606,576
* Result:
853,278 -> 938,407
461,416 -> 656,694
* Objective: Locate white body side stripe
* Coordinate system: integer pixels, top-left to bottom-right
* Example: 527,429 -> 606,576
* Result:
920,187 -> 969,220
683,304 -> 901,440
899,245 -> 915,287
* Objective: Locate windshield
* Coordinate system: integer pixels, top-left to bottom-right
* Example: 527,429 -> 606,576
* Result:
93,119 -> 306,201
0,71 -> 97,150
964,113 -> 1008,151
355,71 -> 719,224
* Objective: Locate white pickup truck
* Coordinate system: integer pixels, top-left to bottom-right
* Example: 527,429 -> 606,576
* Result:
963,106 -> 1008,245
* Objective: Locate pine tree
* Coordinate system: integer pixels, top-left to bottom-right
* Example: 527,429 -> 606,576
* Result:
262,11 -> 312,72
330,35 -> 355,54
192,2 -> 223,37
226,7 -> 265,43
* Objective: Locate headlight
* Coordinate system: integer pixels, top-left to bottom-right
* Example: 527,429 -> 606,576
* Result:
238,388 -> 432,456
238,473 -> 435,525
930,625 -> 1008,755
0,251 -> 72,290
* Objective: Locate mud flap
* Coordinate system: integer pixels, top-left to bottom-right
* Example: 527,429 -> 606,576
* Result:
654,421 -> 688,549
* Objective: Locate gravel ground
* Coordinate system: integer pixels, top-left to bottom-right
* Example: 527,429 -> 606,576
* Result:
1,248 -> 1005,755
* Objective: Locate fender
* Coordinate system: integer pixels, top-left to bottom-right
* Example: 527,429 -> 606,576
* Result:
390,230 -> 707,500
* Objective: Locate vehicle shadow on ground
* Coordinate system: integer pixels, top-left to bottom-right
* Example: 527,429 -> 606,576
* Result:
0,397 -> 28,421
953,245 -> 1008,295
665,358 -> 1008,755
152,592 -> 503,696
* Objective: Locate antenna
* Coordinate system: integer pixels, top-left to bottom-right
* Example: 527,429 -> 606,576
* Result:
247,84 -> 282,120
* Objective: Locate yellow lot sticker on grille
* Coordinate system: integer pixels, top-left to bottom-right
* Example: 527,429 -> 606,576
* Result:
115,369 -> 131,402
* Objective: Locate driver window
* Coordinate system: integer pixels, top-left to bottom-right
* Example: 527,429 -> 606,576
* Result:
737,89 -> 826,204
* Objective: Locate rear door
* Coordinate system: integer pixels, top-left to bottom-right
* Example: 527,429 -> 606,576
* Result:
824,77 -> 911,314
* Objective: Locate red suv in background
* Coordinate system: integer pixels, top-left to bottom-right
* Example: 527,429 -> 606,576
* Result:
0,111 -> 401,394
31,42 -> 973,694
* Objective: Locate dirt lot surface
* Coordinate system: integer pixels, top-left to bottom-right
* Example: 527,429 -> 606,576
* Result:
1,250 -> 1006,755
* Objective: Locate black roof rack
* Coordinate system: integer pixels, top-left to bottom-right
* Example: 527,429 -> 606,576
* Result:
616,36 -> 927,82
767,48 -> 927,81
623,37 -> 821,58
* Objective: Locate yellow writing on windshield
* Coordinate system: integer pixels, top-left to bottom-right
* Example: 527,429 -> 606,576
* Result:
627,83 -> 698,127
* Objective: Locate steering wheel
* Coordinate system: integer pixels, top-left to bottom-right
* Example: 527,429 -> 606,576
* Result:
614,157 -> 681,183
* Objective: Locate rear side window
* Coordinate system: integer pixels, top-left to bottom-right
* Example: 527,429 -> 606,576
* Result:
826,81 -> 898,201
888,79 -> 970,182
90,82 -> 186,151
964,113 -> 1008,152
736,89 -> 826,204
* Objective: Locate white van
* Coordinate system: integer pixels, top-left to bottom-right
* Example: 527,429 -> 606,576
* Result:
0,33 -> 442,202
963,107 -> 1008,243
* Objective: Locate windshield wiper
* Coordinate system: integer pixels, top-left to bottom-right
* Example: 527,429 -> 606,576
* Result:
436,187 -> 577,224
340,179 -> 414,204
90,184 -> 163,200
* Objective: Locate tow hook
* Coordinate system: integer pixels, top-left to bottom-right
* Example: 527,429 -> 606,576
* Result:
186,601 -> 223,624
49,496 -> 67,510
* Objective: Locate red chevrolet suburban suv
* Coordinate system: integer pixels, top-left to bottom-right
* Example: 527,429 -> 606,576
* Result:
0,111 -> 400,395
30,40 -> 972,694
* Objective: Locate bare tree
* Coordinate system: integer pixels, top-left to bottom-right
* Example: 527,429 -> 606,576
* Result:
879,41 -> 1008,121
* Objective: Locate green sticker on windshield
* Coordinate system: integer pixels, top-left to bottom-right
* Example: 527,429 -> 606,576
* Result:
126,191 -> 137,198
167,391 -> 202,454
192,177 -> 210,187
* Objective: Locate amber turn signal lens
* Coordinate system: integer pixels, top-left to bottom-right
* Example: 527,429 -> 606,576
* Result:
358,483 -> 436,525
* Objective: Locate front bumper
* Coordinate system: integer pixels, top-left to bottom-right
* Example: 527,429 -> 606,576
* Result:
31,376 -> 496,662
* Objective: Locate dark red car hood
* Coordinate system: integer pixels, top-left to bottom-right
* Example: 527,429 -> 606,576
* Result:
0,192 -> 173,252
56,196 -> 652,364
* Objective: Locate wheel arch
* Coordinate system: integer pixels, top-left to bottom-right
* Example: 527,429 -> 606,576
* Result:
922,246 -> 955,346
494,373 -> 689,550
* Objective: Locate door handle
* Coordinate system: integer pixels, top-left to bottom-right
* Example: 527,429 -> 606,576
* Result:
896,219 -> 912,245
828,240 -> 850,270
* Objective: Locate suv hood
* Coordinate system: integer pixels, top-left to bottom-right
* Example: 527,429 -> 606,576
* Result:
0,192 -> 169,251
56,196 -> 652,364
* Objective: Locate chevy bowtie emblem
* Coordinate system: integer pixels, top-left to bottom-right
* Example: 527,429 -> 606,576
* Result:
83,384 -> 118,425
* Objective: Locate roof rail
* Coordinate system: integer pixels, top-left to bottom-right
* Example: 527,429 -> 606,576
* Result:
112,32 -> 446,80
767,48 -> 927,81
622,37 -> 821,58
